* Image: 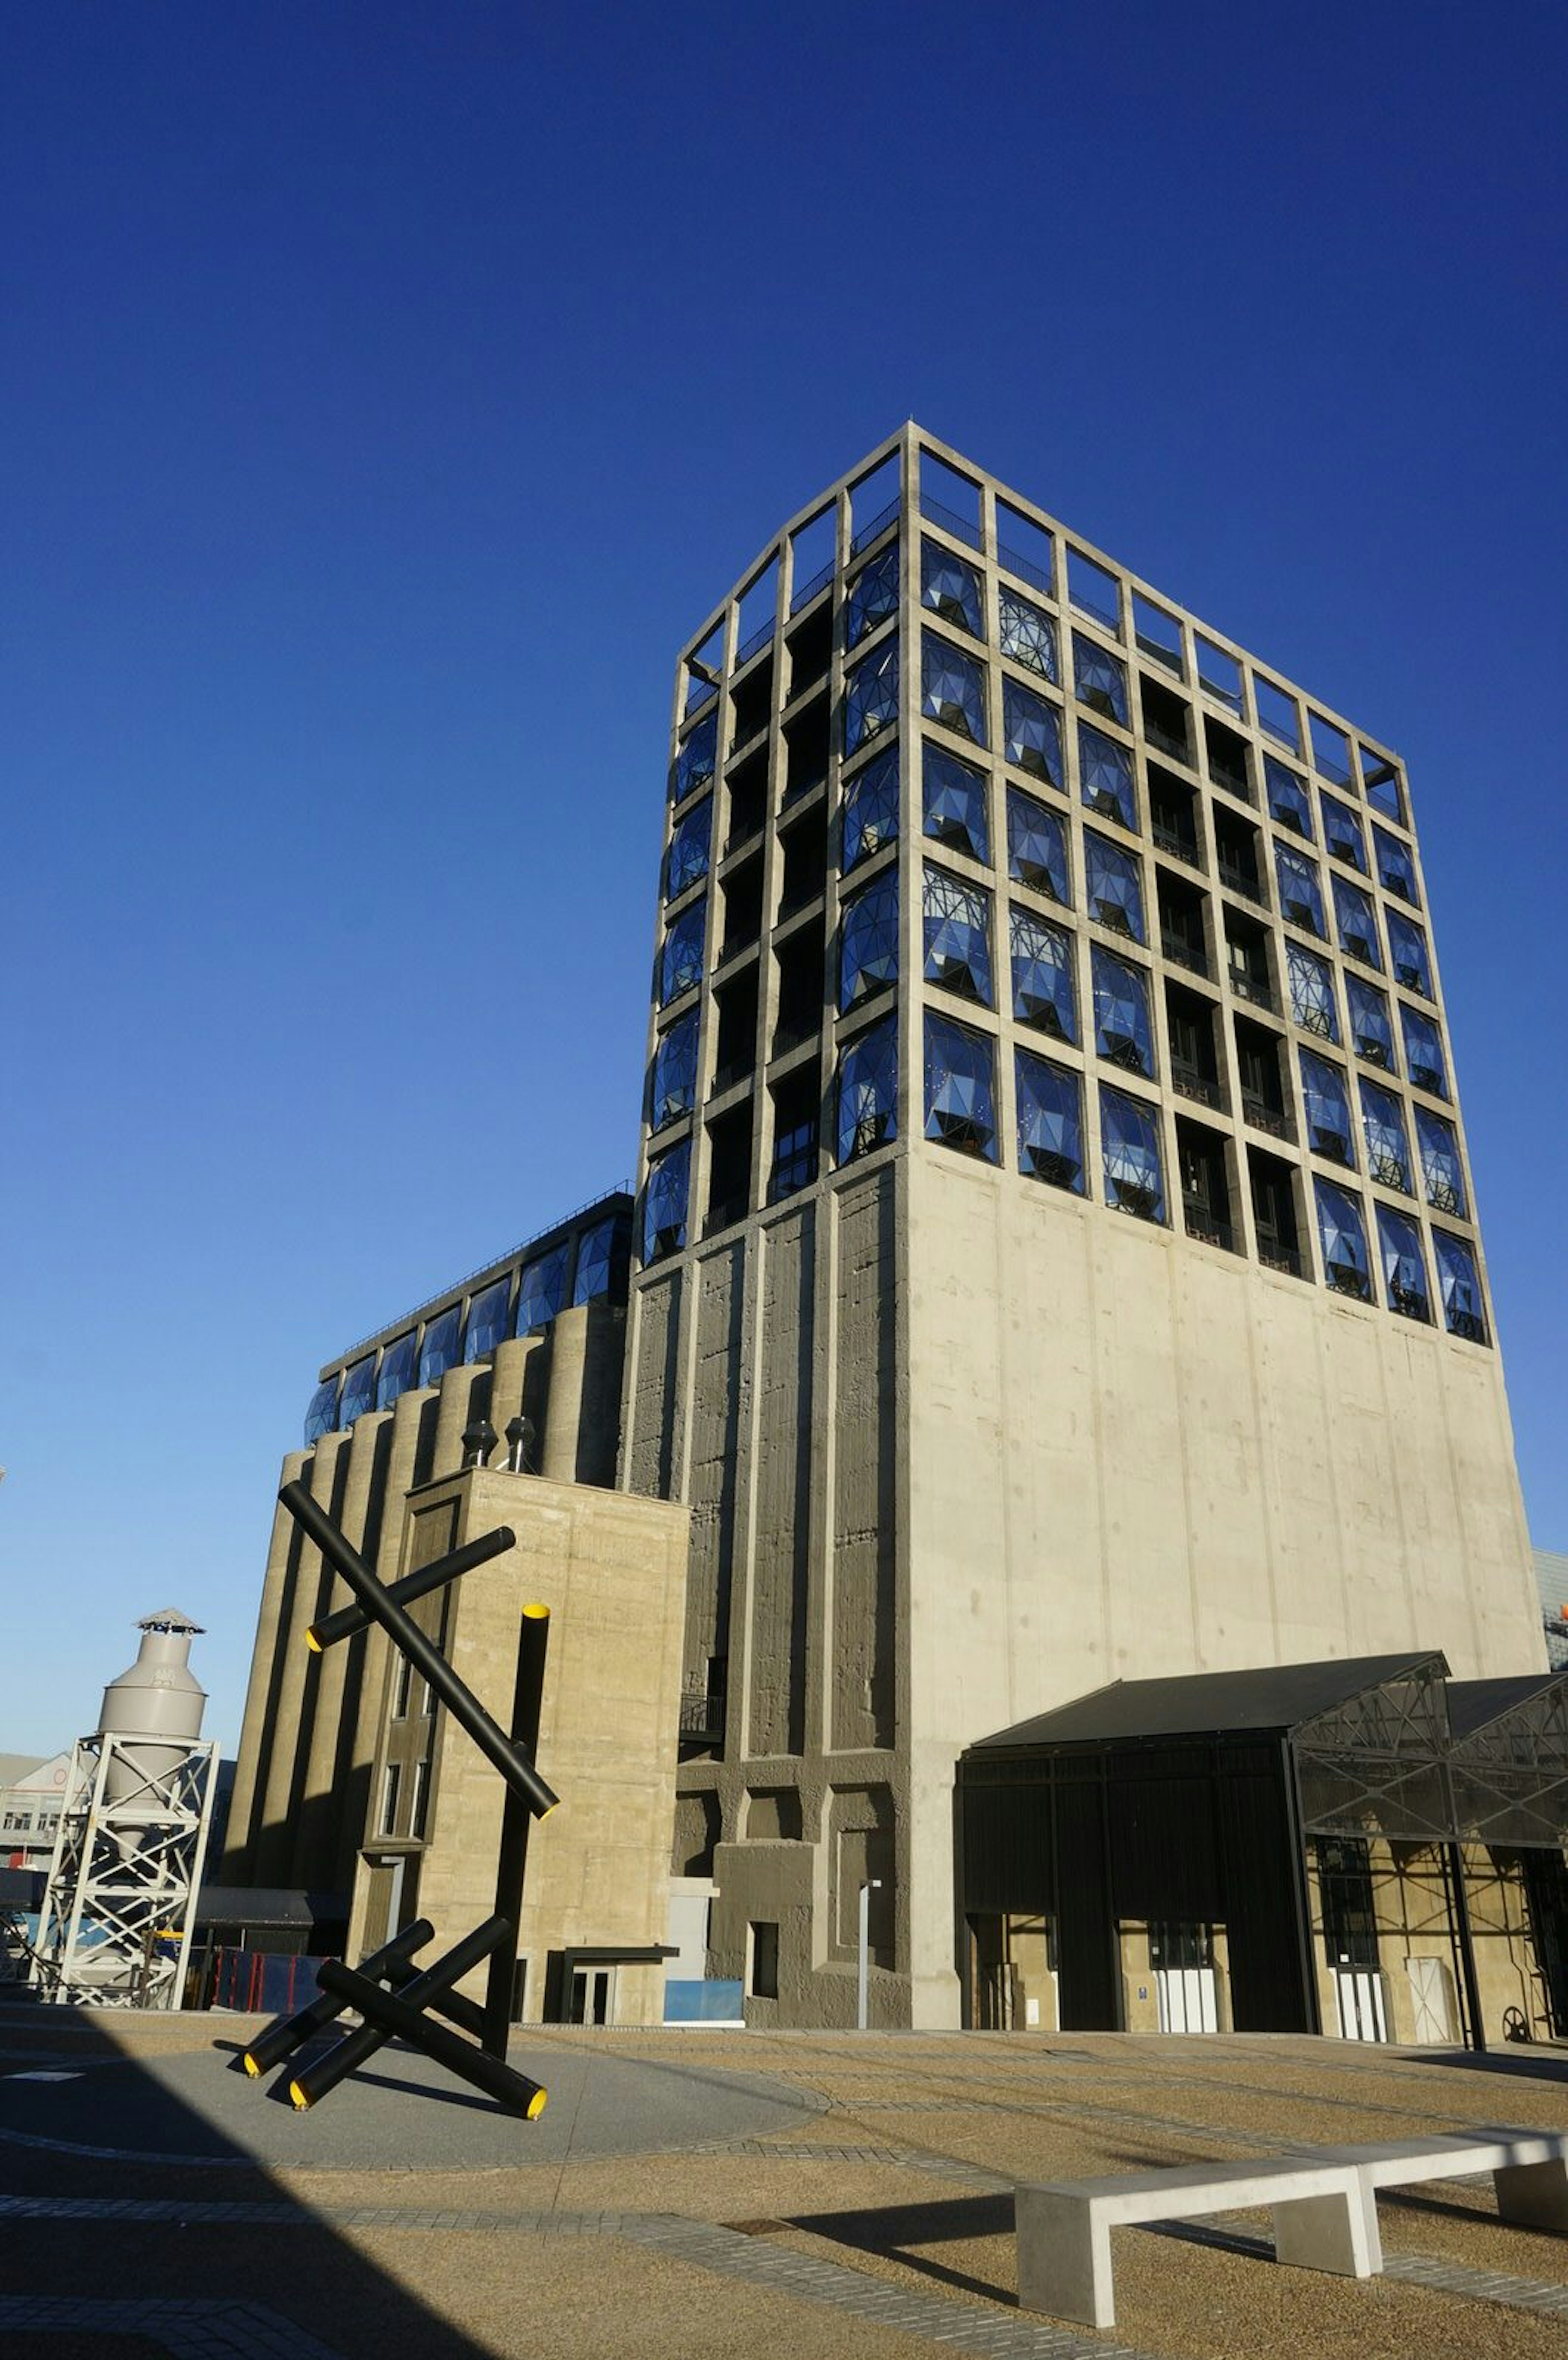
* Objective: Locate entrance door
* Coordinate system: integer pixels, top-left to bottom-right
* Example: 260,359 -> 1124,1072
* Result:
1334,1968 -> 1388,2042
569,1965 -> 614,2025
1405,1955 -> 1454,2044
1150,1923 -> 1218,2033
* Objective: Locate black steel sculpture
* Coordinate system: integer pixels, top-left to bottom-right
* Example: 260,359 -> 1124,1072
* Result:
239,1478 -> 554,2119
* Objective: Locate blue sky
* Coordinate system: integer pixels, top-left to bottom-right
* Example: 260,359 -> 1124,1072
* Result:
3,2 -> 1564,1754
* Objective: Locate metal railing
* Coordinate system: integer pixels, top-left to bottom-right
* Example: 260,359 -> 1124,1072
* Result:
1161,933 -> 1209,978
1257,1239 -> 1304,1278
1218,857 -> 1267,905
733,619 -> 775,670
679,1690 -> 726,1743
709,1056 -> 755,1098
920,495 -> 983,552
1242,1094 -> 1294,1141
771,1018 -> 821,1061
849,498 -> 900,558
1229,969 -> 1275,1010
1172,1066 -> 1224,1109
1209,763 -> 1254,804
1152,820 -> 1204,869
1144,717 -> 1191,764
790,557 -> 835,615
997,540 -> 1053,595
1183,1204 -> 1234,1252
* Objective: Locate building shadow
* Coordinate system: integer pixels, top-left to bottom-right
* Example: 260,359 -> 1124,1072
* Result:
1414,2047 -> 1568,2087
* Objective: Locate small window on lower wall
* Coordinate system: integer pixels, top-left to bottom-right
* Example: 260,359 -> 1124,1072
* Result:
924,1012 -> 998,1161
1433,1230 -> 1488,1343
1016,1051 -> 1084,1192
1099,1084 -> 1165,1222
1314,1178 -> 1373,1301
749,1921 -> 780,2000
1375,1205 -> 1432,1322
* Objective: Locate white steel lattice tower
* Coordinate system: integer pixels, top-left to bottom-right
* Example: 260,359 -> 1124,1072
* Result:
37,1610 -> 219,2009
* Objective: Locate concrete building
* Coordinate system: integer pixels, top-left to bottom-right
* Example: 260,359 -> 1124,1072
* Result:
625,423 -> 1542,2030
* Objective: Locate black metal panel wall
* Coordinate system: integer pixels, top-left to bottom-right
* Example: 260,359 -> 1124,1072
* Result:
1053,1760 -> 1119,2030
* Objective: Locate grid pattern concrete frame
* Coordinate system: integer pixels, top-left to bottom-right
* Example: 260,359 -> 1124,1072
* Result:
642,422 -> 1491,1342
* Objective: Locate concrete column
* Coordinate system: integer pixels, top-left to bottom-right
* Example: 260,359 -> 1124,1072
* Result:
294,1410 -> 391,1881
221,1449 -> 309,1877
253,1432 -> 347,1882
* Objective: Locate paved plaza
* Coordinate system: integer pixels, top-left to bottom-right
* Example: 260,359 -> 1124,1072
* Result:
3,2008 -> 1568,2357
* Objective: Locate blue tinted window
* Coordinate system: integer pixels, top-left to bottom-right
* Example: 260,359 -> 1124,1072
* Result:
924,1012 -> 998,1161
1315,1179 -> 1372,1299
842,744 -> 899,873
1286,942 -> 1339,1041
572,1216 -> 622,1306
1415,1107 -> 1467,1216
1433,1229 -> 1487,1341
303,1374 -> 339,1443
465,1277 -> 512,1360
999,585 -> 1058,682
340,1354 -> 376,1425
1346,975 -> 1394,1069
1016,1051 -> 1084,1191
1265,757 -> 1313,838
651,1009 -> 699,1129
1078,721 -> 1134,829
923,742 -> 990,862
1084,830 -> 1145,942
1299,1050 -> 1355,1165
922,632 -> 987,744
845,544 -> 899,650
1374,825 -> 1418,904
1092,946 -> 1154,1078
1275,844 -> 1326,938
643,1140 -> 691,1262
835,1016 -> 898,1163
673,710 -> 717,804
1320,792 -> 1367,873
1006,787 -> 1069,903
1004,679 -> 1063,787
1376,1204 -> 1431,1322
376,1332 -> 417,1412
419,1305 -> 461,1389
1401,1005 -> 1449,1098
1333,875 -> 1382,970
517,1242 -> 571,1332
920,538 -> 983,637
1386,910 -> 1432,996
844,641 -> 900,753
666,797 -> 713,899
1073,632 -> 1128,726
660,898 -> 707,1005
923,866 -> 993,1004
1010,905 -> 1076,1041
1360,1080 -> 1412,1192
840,867 -> 900,1009
1100,1085 -> 1165,1222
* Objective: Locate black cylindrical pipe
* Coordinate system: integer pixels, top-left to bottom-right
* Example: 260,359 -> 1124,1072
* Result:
288,1913 -> 511,2110
307,1525 -> 517,1652
307,1957 -> 547,2118
385,1950 -> 487,2041
482,1604 -> 552,2058
279,1481 -> 558,1819
241,1920 -> 432,2079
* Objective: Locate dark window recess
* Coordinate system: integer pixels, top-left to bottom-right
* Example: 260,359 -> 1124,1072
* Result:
729,654 -> 773,756
720,854 -> 764,960
1156,870 -> 1209,977
750,1920 -> 780,2000
1166,982 -> 1224,1110
1177,1117 -> 1235,1252
1213,808 -> 1265,903
773,918 -> 825,1057
786,603 -> 833,701
705,1102 -> 753,1235
711,966 -> 758,1095
1148,764 -> 1203,868
1140,676 -> 1192,765
725,747 -> 768,853
1250,1146 -> 1303,1276
1205,714 -> 1254,803
779,806 -> 828,916
1224,909 -> 1274,1009
769,1068 -> 819,1202
1317,1836 -> 1379,1969
1235,1016 -> 1292,1140
782,694 -> 829,806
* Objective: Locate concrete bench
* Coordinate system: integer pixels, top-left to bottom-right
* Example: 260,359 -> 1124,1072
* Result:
1317,2129 -> 1568,2253
1015,2155 -> 1375,2330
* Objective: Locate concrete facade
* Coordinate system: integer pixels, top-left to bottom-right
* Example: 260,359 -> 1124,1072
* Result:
626,423 -> 1541,2029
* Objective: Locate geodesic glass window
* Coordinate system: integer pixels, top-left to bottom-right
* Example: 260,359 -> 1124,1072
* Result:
1100,1084 -> 1165,1222
1084,830 -> 1145,942
922,632 -> 987,743
1073,632 -> 1128,726
572,1216 -> 622,1306
1016,1050 -> 1084,1191
924,1011 -> 998,1161
923,865 -> 993,1004
1006,786 -> 1069,903
999,585 -> 1058,682
1386,910 -> 1432,996
1004,680 -> 1063,786
418,1305 -> 461,1389
660,897 -> 707,1005
1376,1204 -> 1431,1322
923,742 -> 990,862
1321,792 -> 1368,873
1300,1049 -> 1355,1166
835,1015 -> 897,1163
1346,974 -> 1394,1069
339,1354 -> 376,1424
376,1331 -> 417,1412
651,1009 -> 700,1129
1010,904 -> 1077,1040
1401,1004 -> 1449,1098
1333,875 -> 1383,970
1360,1080 -> 1412,1192
1433,1229 -> 1487,1342
643,1140 -> 691,1262
1265,757 -> 1313,839
1078,720 -> 1134,829
845,640 -> 900,754
1415,1107 -> 1467,1216
666,796 -> 713,899
842,744 -> 900,873
673,710 -> 717,804
517,1242 -> 571,1332
1275,843 -> 1326,938
1286,941 -> 1339,1041
1374,825 -> 1419,904
303,1373 -> 340,1443
1315,1178 -> 1372,1300
920,537 -> 983,637
840,866 -> 900,1009
465,1277 -> 512,1360
845,543 -> 900,650
1092,945 -> 1154,1078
